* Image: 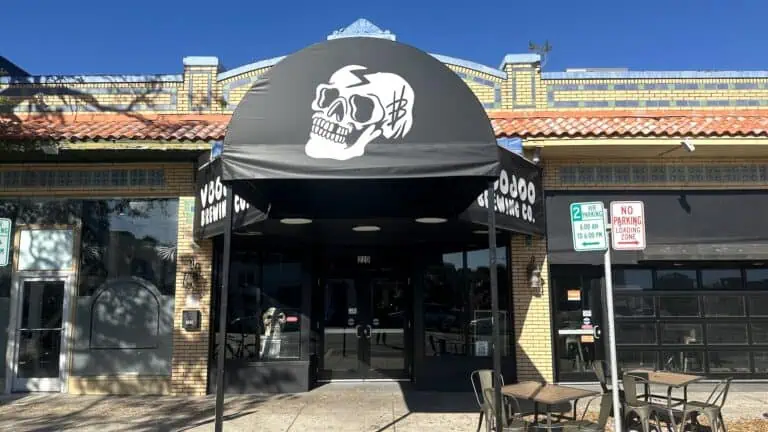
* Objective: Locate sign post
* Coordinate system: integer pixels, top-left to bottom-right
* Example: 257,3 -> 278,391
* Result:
0,218 -> 11,267
569,202 -> 623,432
602,214 -> 622,432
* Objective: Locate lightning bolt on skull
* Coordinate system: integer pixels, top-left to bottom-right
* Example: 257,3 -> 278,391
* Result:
305,65 -> 415,161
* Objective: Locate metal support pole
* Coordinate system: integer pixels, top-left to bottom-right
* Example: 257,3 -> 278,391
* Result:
603,214 -> 623,432
487,183 -> 503,431
214,185 -> 234,432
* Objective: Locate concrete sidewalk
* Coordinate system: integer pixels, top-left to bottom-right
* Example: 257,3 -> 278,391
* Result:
0,382 -> 766,431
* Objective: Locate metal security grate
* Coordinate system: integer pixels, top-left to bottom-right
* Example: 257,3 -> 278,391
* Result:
0,168 -> 165,189
558,164 -> 768,185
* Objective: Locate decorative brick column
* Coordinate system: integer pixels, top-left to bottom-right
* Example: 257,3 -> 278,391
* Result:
511,234 -> 554,382
170,196 -> 214,395
180,56 -> 222,113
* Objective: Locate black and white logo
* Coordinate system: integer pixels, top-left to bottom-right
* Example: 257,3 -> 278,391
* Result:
305,65 -> 415,161
198,175 -> 251,227
476,168 -> 538,224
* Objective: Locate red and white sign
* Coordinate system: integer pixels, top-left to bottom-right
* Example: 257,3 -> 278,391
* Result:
610,201 -> 646,251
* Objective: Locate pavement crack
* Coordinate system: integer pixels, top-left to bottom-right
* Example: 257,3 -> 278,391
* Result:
285,401 -> 309,432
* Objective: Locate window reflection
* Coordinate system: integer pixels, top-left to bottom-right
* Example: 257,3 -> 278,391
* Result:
661,323 -> 702,345
214,251 -> 303,362
752,323 -> 768,344
614,269 -> 653,290
616,323 -> 656,345
709,351 -> 750,373
704,296 -> 745,317
660,296 -> 700,317
662,351 -> 704,373
615,295 -> 654,317
707,324 -> 748,345
749,296 -> 768,317
701,269 -> 742,290
746,269 -> 768,290
78,200 -> 179,296
656,270 -> 698,290
422,247 -> 509,358
553,263 -> 768,379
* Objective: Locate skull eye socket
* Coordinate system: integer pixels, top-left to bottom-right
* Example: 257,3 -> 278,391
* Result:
350,95 -> 375,123
318,88 -> 339,108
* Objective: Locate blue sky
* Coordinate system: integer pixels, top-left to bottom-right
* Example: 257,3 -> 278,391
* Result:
2,0 -> 765,75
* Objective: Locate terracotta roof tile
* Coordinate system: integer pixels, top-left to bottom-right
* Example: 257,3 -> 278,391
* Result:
2,110 -> 768,143
0,114 -> 229,142
492,110 -> 768,138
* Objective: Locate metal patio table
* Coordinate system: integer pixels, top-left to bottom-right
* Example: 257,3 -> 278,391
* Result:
626,369 -> 704,430
502,381 -> 599,429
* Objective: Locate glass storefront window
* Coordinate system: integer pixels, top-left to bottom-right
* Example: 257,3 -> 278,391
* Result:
259,253 -> 303,360
618,351 -> 657,371
707,323 -> 748,345
661,323 -> 703,345
656,269 -> 698,290
746,269 -> 768,290
616,323 -> 656,345
78,200 -> 179,296
216,250 -> 304,362
755,352 -> 768,372
703,295 -> 745,317
752,322 -> 768,344
701,269 -> 742,290
709,351 -> 750,373
614,269 -> 653,290
615,295 -> 654,317
662,351 -> 704,373
422,247 -> 509,358
553,263 -> 768,380
659,296 -> 700,317
748,296 -> 768,317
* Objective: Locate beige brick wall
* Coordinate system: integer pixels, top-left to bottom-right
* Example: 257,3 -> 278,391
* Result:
510,234 -> 553,382
169,197 -> 214,396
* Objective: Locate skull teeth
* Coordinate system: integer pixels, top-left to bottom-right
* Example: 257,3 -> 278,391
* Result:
312,117 -> 350,144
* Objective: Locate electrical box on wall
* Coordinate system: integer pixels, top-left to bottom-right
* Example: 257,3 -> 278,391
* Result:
182,310 -> 201,331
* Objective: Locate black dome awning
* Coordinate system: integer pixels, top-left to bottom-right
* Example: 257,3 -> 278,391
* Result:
220,36 -> 500,219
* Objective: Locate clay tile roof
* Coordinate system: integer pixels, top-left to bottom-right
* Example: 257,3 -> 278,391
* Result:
2,110 -> 768,143
491,110 -> 768,138
0,114 -> 230,142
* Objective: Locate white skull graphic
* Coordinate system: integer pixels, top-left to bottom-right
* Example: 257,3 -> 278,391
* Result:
305,65 -> 415,161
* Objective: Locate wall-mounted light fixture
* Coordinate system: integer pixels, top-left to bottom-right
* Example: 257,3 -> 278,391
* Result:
532,146 -> 543,165
526,255 -> 543,296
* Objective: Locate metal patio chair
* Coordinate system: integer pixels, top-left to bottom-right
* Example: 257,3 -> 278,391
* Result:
558,392 -> 613,431
678,377 -> 732,432
483,388 -> 530,431
472,369 -> 511,432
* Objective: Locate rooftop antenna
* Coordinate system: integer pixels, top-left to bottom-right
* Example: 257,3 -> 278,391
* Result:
528,40 -> 552,68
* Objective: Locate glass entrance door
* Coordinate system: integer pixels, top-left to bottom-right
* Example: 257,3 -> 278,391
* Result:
12,278 -> 69,392
320,268 -> 409,381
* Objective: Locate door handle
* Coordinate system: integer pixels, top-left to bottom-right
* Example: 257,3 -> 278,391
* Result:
363,325 -> 372,339
355,325 -> 363,339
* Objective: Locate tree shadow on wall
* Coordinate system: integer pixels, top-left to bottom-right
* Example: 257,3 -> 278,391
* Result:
0,59 -> 221,153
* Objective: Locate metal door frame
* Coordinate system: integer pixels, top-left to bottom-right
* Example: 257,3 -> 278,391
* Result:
317,254 -> 412,382
4,224 -> 77,394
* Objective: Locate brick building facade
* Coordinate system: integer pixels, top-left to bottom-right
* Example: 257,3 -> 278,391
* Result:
2,19 -> 767,395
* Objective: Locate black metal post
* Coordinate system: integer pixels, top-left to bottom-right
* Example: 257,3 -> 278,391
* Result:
214,185 -> 234,432
487,183 -> 503,431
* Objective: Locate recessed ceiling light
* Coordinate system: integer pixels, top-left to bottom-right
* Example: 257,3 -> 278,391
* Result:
415,217 -> 447,224
280,218 -> 312,225
352,225 -> 381,232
